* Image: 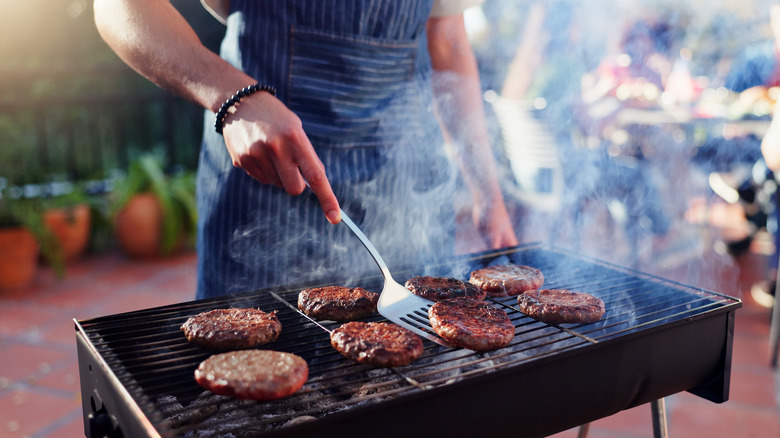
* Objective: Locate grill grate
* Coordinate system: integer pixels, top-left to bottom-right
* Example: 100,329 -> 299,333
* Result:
76,244 -> 741,438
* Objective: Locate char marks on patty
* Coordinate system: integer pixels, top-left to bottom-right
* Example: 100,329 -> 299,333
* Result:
469,264 -> 544,297
180,308 -> 281,349
517,289 -> 605,324
404,276 -> 486,301
297,286 -> 378,321
194,350 -> 308,400
330,321 -> 423,367
428,298 -> 515,351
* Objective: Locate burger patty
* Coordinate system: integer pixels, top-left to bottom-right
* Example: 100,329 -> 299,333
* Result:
297,286 -> 378,321
330,321 -> 424,367
194,350 -> 308,401
428,298 -> 515,351
469,264 -> 544,297
404,276 -> 486,301
180,308 -> 281,349
517,289 -> 605,324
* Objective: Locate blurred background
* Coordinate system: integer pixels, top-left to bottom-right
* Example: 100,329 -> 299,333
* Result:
2,1 -> 780,437
1,0 -> 780,300
462,0 -> 780,298
0,0 -> 223,280
0,0 -> 223,185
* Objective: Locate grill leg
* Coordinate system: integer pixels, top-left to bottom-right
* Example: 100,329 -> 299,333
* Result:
651,398 -> 668,438
576,400 -> 666,438
770,259 -> 780,367
577,423 -> 590,438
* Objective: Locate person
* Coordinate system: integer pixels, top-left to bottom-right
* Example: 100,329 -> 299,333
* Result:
580,14 -> 676,111
487,1 -> 599,243
576,13 -> 678,262
722,4 -> 780,308
93,0 -> 518,298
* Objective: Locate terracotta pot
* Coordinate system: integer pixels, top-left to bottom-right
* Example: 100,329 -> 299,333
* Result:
0,227 -> 39,291
44,203 -> 91,262
115,193 -> 164,258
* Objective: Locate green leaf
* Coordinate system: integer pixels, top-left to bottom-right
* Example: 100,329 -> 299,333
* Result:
137,154 -> 180,255
170,174 -> 198,246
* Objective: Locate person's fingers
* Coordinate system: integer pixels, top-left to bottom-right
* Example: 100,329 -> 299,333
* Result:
243,160 -> 282,187
282,132 -> 341,224
492,228 -> 519,249
223,110 -> 340,223
253,156 -> 284,188
276,163 -> 307,196
295,154 -> 340,224
306,170 -> 341,224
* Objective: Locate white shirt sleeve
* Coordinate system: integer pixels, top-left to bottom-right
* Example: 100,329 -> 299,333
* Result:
430,0 -> 485,17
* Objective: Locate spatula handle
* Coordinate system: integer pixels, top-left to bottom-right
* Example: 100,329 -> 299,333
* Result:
339,209 -> 394,280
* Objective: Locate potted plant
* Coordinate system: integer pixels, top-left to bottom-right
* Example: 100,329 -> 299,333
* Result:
42,185 -> 101,263
0,192 -> 64,291
111,151 -> 197,258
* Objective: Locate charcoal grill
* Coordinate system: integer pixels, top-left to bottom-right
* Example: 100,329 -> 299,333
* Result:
75,243 -> 740,438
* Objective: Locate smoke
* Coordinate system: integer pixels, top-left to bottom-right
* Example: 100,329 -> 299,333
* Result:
228,77 -> 462,292
224,1 -> 766,297
461,0 -> 773,293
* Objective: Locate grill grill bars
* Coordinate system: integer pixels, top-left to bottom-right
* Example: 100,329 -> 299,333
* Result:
76,244 -> 740,438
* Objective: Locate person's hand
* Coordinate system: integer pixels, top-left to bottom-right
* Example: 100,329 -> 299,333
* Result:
474,199 -> 519,250
221,92 -> 342,224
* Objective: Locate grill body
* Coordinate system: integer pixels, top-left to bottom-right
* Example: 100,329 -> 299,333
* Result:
75,244 -> 740,438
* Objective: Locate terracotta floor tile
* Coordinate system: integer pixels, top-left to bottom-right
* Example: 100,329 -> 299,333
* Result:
732,333 -> 774,367
0,344 -> 72,383
59,254 -> 124,278
586,403 -> 656,437
727,366 -> 778,407
89,264 -> 160,291
668,394 -> 780,438
0,388 -> 80,438
0,304 -> 60,338
37,317 -> 83,347
734,308 -> 772,339
29,283 -> 116,311
29,360 -> 80,396
99,290 -> 195,314
154,271 -> 198,296
42,412 -> 86,438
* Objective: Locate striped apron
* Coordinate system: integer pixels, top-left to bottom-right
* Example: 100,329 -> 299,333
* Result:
196,0 -> 456,298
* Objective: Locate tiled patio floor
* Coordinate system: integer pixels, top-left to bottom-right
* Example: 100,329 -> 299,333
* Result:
0,251 -> 199,438
1,218 -> 778,437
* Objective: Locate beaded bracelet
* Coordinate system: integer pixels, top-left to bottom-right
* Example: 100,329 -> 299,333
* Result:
214,83 -> 277,134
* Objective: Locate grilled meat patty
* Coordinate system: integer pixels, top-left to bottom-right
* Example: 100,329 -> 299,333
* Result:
330,321 -> 423,367
428,298 -> 515,351
517,289 -> 605,324
181,308 -> 281,349
404,276 -> 486,301
297,286 -> 378,321
469,264 -> 544,297
194,350 -> 308,400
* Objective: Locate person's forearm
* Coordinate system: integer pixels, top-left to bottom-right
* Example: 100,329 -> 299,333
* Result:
93,0 -> 253,113
95,0 -> 342,222
500,2 -> 547,100
427,16 -> 503,206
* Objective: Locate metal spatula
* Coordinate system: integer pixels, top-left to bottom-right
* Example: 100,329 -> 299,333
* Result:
339,209 -> 452,347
